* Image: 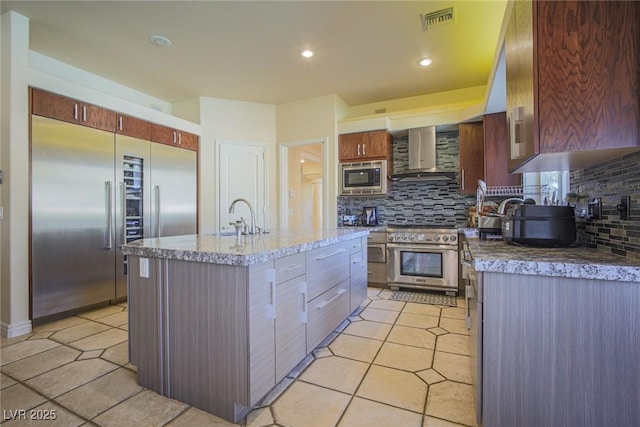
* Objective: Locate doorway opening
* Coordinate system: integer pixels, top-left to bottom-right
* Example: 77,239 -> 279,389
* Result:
279,139 -> 327,230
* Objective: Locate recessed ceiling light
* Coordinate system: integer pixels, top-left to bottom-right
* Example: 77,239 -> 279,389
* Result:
149,35 -> 172,48
300,49 -> 314,59
417,58 -> 433,67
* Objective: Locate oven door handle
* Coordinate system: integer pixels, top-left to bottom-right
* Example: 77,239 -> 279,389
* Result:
387,243 -> 456,251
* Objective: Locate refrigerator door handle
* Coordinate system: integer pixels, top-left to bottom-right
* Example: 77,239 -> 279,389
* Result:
105,181 -> 113,249
154,185 -> 161,238
120,182 -> 127,245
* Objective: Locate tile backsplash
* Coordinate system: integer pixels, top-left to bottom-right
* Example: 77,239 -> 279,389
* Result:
570,151 -> 640,259
337,132 -> 476,227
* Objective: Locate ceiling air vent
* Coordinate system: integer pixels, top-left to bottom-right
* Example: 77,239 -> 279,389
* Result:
421,7 -> 455,31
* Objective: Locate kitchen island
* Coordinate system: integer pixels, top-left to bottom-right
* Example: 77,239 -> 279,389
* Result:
122,229 -> 369,423
462,232 -> 640,427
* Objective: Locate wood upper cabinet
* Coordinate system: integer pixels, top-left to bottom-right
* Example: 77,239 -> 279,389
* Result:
339,130 -> 391,161
31,88 -> 116,132
506,0 -> 640,172
483,113 -> 521,188
116,114 -> 151,140
458,122 -> 485,195
151,123 -> 199,152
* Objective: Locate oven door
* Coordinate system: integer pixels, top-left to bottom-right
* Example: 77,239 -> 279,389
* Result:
387,243 -> 458,291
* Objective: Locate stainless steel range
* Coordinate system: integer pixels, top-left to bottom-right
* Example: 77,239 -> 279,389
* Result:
387,226 -> 459,295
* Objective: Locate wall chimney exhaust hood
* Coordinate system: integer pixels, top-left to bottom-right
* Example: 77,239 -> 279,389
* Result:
389,126 -> 456,181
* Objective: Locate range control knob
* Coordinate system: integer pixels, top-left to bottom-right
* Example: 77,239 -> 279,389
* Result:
443,235 -> 450,242
417,234 -> 426,242
434,235 -> 441,242
451,235 -> 457,242
409,235 -> 416,240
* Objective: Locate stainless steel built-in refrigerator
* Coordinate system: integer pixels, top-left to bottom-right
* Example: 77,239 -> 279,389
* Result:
32,116 -> 196,320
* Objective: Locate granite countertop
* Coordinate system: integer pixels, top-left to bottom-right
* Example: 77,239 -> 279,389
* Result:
122,228 -> 369,266
462,229 -> 640,282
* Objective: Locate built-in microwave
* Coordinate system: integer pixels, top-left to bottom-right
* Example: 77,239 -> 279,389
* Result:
339,160 -> 387,196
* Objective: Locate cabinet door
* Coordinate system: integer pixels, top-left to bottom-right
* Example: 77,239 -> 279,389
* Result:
151,123 -> 177,146
31,88 -> 116,132
339,130 -> 390,161
506,0 -> 537,172
458,122 -> 485,195
275,277 -> 307,382
536,0 -> 640,154
338,133 -> 367,161
179,131 -> 199,152
349,250 -> 367,312
362,130 -> 391,159
117,114 -> 151,140
306,241 -> 350,300
483,113 -> 521,187
127,256 -> 164,392
306,280 -> 351,353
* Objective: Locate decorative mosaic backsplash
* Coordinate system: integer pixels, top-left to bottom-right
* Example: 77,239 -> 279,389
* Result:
570,151 -> 640,259
337,132 -> 476,227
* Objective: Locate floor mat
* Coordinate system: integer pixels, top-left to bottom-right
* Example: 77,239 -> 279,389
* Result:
388,290 -> 457,307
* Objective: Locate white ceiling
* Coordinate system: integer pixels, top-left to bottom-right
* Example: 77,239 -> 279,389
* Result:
2,0 -> 508,107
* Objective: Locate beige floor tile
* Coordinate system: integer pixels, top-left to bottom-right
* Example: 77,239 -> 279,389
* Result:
373,342 -> 433,372
117,323 -> 129,331
55,368 -> 143,419
424,415 -> 471,426
441,306 -> 466,320
342,320 -> 392,341
94,311 -> 129,327
68,328 -> 128,351
439,317 -> 469,335
101,342 -> 129,365
2,401 -> 85,427
93,389 -> 187,427
300,356 -> 369,394
377,289 -> 394,300
436,333 -> 470,356
0,339 -> 60,366
416,368 -> 446,385
1,345 -> 81,381
432,352 -> 472,384
167,406 -> 238,426
367,287 -> 383,297
366,299 -> 406,312
1,372 -> 18,389
312,347 -> 333,359
338,396 -> 423,427
271,381 -> 350,427
386,325 -> 436,349
0,334 -> 33,349
244,406 -> 273,427
428,327 -> 448,336
402,302 -> 442,317
425,381 -> 477,427
25,358 -> 118,398
329,334 -> 383,363
356,365 -> 428,413
28,332 -> 54,340
456,296 -> 466,309
396,312 -> 440,329
1,383 -> 48,412
78,350 -> 104,360
49,321 -> 111,344
32,316 -> 88,333
358,307 -> 400,324
76,305 -> 125,320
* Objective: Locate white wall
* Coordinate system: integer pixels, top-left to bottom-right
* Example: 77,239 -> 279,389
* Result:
194,97 -> 277,234
277,94 -> 347,228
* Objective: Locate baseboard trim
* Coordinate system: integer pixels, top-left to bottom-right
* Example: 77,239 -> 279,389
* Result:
1,320 -> 33,339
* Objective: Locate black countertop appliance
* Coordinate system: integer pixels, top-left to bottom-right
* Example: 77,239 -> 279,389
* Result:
502,205 -> 577,247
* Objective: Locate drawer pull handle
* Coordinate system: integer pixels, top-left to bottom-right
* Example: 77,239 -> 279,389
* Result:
284,264 -> 302,271
315,248 -> 346,261
316,288 -> 347,310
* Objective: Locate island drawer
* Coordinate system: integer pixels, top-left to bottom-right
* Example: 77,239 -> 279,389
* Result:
306,279 -> 351,353
275,253 -> 306,284
306,242 -> 350,300
347,237 -> 365,254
